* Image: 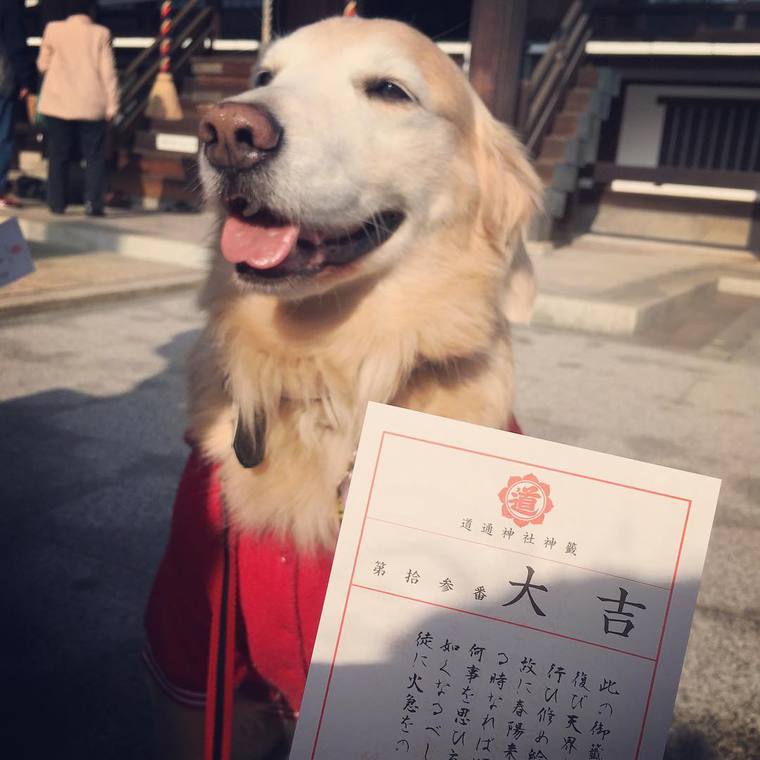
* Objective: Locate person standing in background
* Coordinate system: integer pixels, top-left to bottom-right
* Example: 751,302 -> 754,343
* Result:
0,0 -> 35,209
37,0 -> 119,216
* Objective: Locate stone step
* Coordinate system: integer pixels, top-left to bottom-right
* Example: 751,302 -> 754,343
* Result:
12,209 -> 210,266
534,160 -> 578,192
564,87 -> 594,112
180,91 -> 227,109
135,130 -> 199,157
108,168 -> 201,210
131,152 -> 195,182
590,190 -> 756,250
191,74 -> 250,92
564,87 -> 611,120
540,135 -> 583,166
175,100 -> 215,121
150,115 -> 202,135
576,65 -> 620,95
636,291 -> 759,352
182,79 -> 243,100
0,251 -> 203,319
543,187 -> 568,220
555,109 -> 597,141
580,117 -> 601,165
571,233 -> 756,260
701,298 -> 760,358
719,275 -> 760,299
191,55 -> 256,78
174,101 -> 206,121
534,161 -> 553,186
531,266 -> 747,337
575,65 -> 600,88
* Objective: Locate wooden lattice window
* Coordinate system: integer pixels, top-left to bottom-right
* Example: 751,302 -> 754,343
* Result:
657,96 -> 760,173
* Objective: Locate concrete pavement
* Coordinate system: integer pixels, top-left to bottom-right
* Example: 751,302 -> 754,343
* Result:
0,246 -> 203,317
1,289 -> 758,759
1,205 -> 758,757
0,203 -> 208,317
0,294 -> 203,760
4,200 -> 214,269
512,323 -> 760,760
530,234 -> 760,337
3,202 -> 759,342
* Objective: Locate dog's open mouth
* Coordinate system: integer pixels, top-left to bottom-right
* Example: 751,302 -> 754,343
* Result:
220,199 -> 404,282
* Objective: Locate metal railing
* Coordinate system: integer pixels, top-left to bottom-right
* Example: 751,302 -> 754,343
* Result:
116,0 -> 216,135
518,1 -> 594,157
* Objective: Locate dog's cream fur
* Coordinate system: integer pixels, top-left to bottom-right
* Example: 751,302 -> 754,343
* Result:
155,16 -> 541,759
190,17 -> 540,555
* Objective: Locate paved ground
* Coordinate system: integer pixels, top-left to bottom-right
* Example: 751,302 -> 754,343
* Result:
512,325 -> 760,760
0,243 -> 202,317
1,290 -> 758,759
0,294 -> 203,759
531,234 -> 760,337
5,203 -> 759,337
4,199 -> 215,244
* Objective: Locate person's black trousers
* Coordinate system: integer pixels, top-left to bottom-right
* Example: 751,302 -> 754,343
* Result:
45,116 -> 106,213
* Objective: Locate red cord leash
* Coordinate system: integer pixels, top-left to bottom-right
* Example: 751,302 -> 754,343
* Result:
199,416 -> 522,759
204,526 -> 238,760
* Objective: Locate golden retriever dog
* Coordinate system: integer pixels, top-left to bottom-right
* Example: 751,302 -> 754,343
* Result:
146,15 -> 540,760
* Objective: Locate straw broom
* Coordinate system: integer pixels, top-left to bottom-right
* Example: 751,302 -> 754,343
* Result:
146,0 -> 183,121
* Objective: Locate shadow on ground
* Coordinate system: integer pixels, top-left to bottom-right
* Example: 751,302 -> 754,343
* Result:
0,318 -> 755,759
0,329 -> 198,760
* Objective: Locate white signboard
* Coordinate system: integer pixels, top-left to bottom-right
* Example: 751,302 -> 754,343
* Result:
155,133 -> 199,155
0,216 -> 34,288
291,403 -> 720,760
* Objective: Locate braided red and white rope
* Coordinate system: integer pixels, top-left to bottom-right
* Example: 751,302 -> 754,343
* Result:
159,0 -> 172,74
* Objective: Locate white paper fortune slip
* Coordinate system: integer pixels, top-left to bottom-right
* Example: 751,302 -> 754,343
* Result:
290,403 -> 720,760
0,217 -> 34,288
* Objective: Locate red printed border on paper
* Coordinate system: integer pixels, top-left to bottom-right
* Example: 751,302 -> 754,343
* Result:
310,431 -> 691,760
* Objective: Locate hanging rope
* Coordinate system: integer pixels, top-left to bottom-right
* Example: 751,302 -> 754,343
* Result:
159,0 -> 173,74
261,0 -> 273,49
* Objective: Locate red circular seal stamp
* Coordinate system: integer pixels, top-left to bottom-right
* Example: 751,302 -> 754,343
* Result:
499,473 -> 554,528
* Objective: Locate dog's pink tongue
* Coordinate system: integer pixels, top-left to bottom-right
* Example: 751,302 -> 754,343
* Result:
221,215 -> 299,269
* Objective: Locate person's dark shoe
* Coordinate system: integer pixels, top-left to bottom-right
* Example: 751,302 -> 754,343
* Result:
49,206 -> 65,215
85,203 -> 105,217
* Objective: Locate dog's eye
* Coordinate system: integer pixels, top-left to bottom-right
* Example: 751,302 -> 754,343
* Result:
253,70 -> 274,88
365,79 -> 414,103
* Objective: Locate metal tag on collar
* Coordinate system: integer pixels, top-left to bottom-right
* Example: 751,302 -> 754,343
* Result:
233,409 -> 266,468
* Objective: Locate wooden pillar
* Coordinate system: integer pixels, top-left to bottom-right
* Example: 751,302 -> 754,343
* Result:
277,0 -> 348,34
469,0 -> 528,126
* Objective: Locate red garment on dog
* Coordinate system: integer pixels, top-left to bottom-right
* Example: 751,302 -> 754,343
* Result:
144,417 -> 523,719
144,446 -> 333,717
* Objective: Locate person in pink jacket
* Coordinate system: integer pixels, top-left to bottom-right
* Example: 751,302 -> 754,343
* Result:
37,0 -> 119,216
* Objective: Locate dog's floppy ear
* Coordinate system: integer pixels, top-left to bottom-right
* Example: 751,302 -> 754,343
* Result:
474,102 -> 542,253
503,238 -> 537,324
473,103 -> 542,322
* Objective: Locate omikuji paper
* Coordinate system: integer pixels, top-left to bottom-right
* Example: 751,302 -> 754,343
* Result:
290,403 -> 720,760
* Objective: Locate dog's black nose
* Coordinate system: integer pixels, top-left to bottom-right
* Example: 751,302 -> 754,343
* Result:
198,102 -> 282,171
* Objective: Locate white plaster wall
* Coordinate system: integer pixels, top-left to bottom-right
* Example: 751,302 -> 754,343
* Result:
615,84 -> 760,167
